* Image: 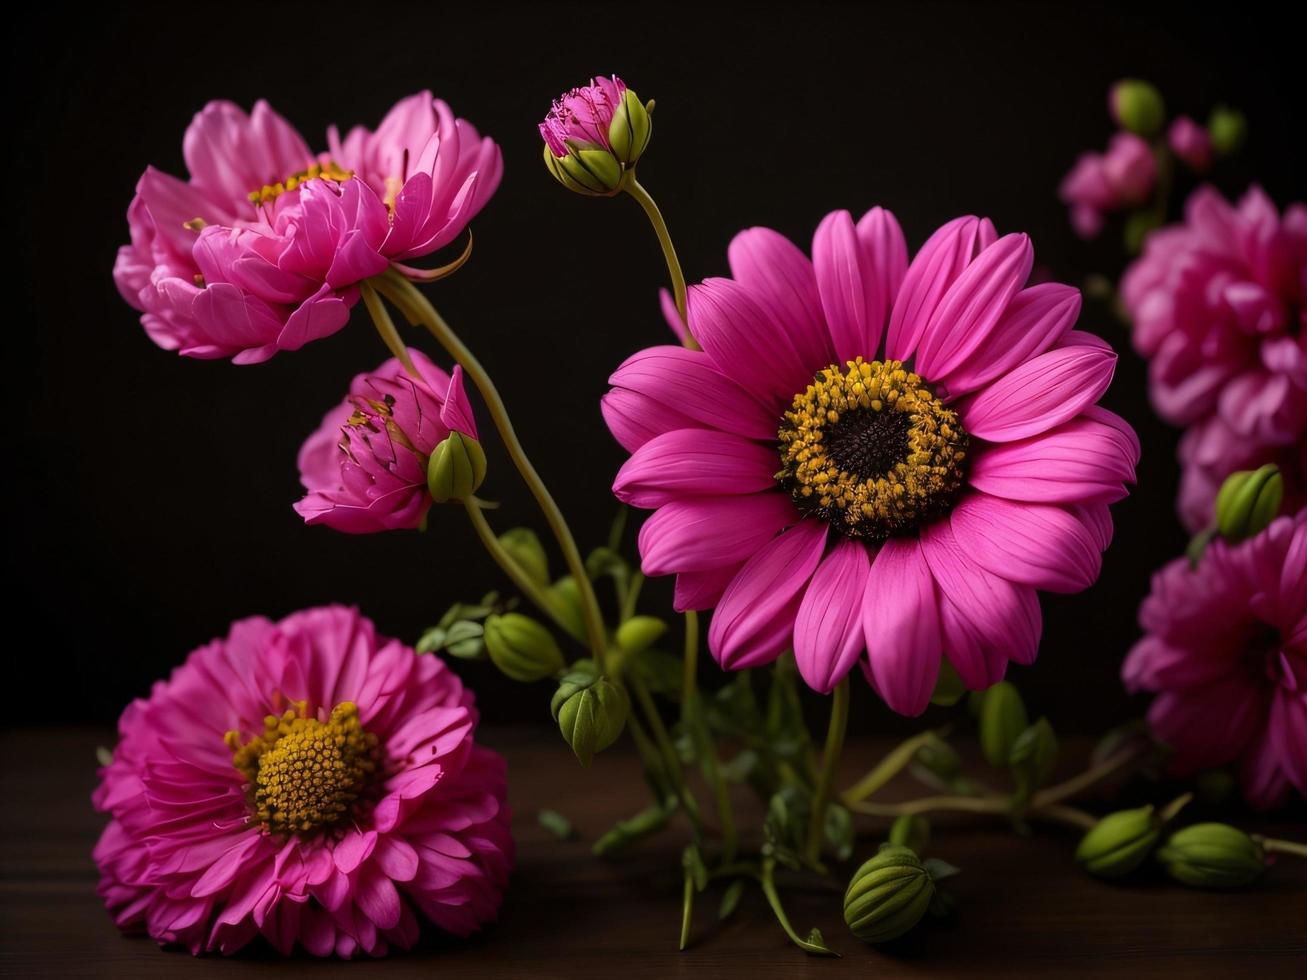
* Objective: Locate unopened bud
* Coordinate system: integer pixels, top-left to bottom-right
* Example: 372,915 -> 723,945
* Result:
1215,464 -> 1282,543
1156,823 -> 1265,888
498,527 -> 550,587
1075,806 -> 1159,878
843,844 -> 935,944
608,89 -> 652,167
1109,79 -> 1166,136
887,815 -> 931,855
483,613 -> 564,682
540,76 -> 650,197
551,664 -> 627,767
427,431 -> 486,502
615,615 -> 668,656
1207,105 -> 1247,156
978,681 -> 1029,767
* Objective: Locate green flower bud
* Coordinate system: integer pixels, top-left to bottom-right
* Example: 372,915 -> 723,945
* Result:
1156,823 -> 1265,888
1009,717 -> 1059,802
551,666 -> 627,767
1207,105 -> 1247,156
547,575 -> 588,644
498,527 -> 550,588
888,815 -> 931,855
427,431 -> 486,502
1215,464 -> 1283,543
844,844 -> 935,944
483,613 -> 564,682
608,89 -> 652,167
1110,79 -> 1166,136
978,681 -> 1029,767
1075,806 -> 1159,878
615,615 -> 668,656
542,143 -> 623,197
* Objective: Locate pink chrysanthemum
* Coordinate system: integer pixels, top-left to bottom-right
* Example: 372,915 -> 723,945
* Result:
604,209 -> 1137,712
1123,186 -> 1307,530
1123,513 -> 1306,808
295,350 -> 477,534
114,95 -> 500,363
93,605 -> 513,957
1058,132 -> 1156,239
539,75 -> 627,158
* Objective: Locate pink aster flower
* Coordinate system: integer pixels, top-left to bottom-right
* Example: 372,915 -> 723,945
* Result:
539,75 -> 628,159
115,95 -> 500,363
604,209 -> 1137,712
1122,186 -> 1307,530
1168,116 -> 1214,172
93,605 -> 513,956
295,350 -> 478,534
1123,513 -> 1306,808
1059,132 -> 1157,238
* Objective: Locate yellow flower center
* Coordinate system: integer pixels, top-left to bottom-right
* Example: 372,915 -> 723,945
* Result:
777,358 -> 969,540
247,160 -> 354,206
225,701 -> 379,837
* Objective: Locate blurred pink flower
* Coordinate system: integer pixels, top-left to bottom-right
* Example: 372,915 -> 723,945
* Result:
605,209 -> 1136,712
1168,116 -> 1213,171
93,605 -> 513,956
115,96 -> 500,363
1123,513 -> 1306,809
539,75 -> 627,158
295,350 -> 477,534
1123,186 -> 1307,529
1058,132 -> 1157,238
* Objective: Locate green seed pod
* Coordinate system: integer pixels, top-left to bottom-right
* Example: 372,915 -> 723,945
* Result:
1109,79 -> 1166,136
1156,823 -> 1265,888
615,615 -> 668,656
427,431 -> 487,502
542,142 -> 623,197
1075,806 -> 1160,878
498,528 -> 549,587
887,815 -> 931,856
552,672 -> 627,768
483,614 -> 564,683
607,89 -> 652,167
844,844 -> 935,944
1215,464 -> 1283,543
979,681 -> 1029,767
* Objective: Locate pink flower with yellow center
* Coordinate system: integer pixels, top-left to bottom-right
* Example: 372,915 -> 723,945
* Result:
605,208 -> 1137,712
1124,512 -> 1306,808
114,95 -> 500,364
93,606 -> 513,956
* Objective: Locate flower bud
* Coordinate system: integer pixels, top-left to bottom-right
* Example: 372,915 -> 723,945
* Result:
608,89 -> 652,167
978,681 -> 1029,767
483,613 -> 565,682
547,575 -> 588,644
498,527 -> 550,587
1009,717 -> 1059,802
1215,464 -> 1282,543
843,844 -> 935,944
1207,105 -> 1246,156
1075,805 -> 1159,878
1156,823 -> 1265,888
1109,79 -> 1166,136
615,615 -> 668,656
551,666 -> 627,767
540,76 -> 648,197
887,815 -> 931,855
542,144 -> 623,197
427,431 -> 487,502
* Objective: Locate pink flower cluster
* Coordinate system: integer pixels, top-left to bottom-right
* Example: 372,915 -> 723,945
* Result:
114,95 -> 501,363
93,606 -> 513,956
1123,186 -> 1307,530
1058,132 -> 1157,239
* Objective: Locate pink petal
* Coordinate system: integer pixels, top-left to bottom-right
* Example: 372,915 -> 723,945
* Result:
638,493 -> 797,575
673,563 -> 744,612
885,216 -> 988,362
727,227 -> 831,368
613,429 -> 778,508
601,388 -> 698,453
950,493 -> 1102,593
813,210 -> 883,362
861,537 -> 941,716
439,365 -> 477,438
793,538 -> 871,693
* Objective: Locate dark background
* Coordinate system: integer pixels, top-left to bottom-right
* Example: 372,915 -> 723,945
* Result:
8,2 -> 1303,731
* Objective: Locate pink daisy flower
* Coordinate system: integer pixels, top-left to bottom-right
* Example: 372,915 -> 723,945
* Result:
1123,512 -> 1306,808
114,95 -> 500,364
604,209 -> 1137,711
1058,132 -> 1157,239
93,605 -> 513,957
1122,186 -> 1307,530
295,350 -> 477,534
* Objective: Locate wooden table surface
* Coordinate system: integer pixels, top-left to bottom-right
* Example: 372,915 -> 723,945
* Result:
2,726 -> 1304,978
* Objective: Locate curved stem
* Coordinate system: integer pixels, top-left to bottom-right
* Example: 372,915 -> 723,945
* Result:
360,280 -> 418,377
1254,836 -> 1307,859
805,678 -> 850,864
841,730 -> 939,803
619,571 -> 645,623
1032,745 -> 1145,808
374,270 -> 610,671
759,858 -> 839,957
622,176 -> 696,349
843,794 -> 1096,832
461,499 -> 566,633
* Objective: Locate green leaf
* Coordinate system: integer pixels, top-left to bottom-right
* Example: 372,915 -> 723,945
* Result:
923,857 -> 962,882
591,802 -> 672,857
631,648 -> 684,699
585,546 -> 630,588
537,809 -> 574,840
801,927 -> 837,955
718,879 -> 746,920
415,627 -> 447,654
682,843 -> 708,892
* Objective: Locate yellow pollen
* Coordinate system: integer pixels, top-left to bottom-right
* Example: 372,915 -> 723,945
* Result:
777,358 -> 969,540
225,700 -> 379,837
247,160 -> 354,206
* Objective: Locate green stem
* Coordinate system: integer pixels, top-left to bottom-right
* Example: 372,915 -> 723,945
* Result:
374,270 -> 610,672
683,612 -> 738,863
622,175 -> 696,349
1254,837 -> 1307,859
679,872 -> 694,951
461,499 -> 566,632
843,793 -> 1096,832
1034,745 -> 1145,807
841,730 -> 939,803
805,678 -> 850,863
682,610 -> 699,703
360,280 -> 419,377
758,858 -> 839,957
619,571 -> 645,623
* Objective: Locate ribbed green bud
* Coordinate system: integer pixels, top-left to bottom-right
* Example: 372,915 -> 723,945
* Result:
1207,105 -> 1246,156
843,845 -> 935,944
1215,464 -> 1282,543
551,665 -> 627,767
615,615 -> 667,656
1075,806 -> 1159,878
608,89 -> 652,166
542,143 -> 623,197
887,815 -> 931,855
483,613 -> 564,682
427,431 -> 486,502
498,527 -> 549,587
1156,823 -> 1265,888
1110,79 -> 1166,136
978,682 -> 1029,767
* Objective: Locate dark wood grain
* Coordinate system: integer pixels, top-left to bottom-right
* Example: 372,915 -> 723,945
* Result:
2,727 -> 1304,978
